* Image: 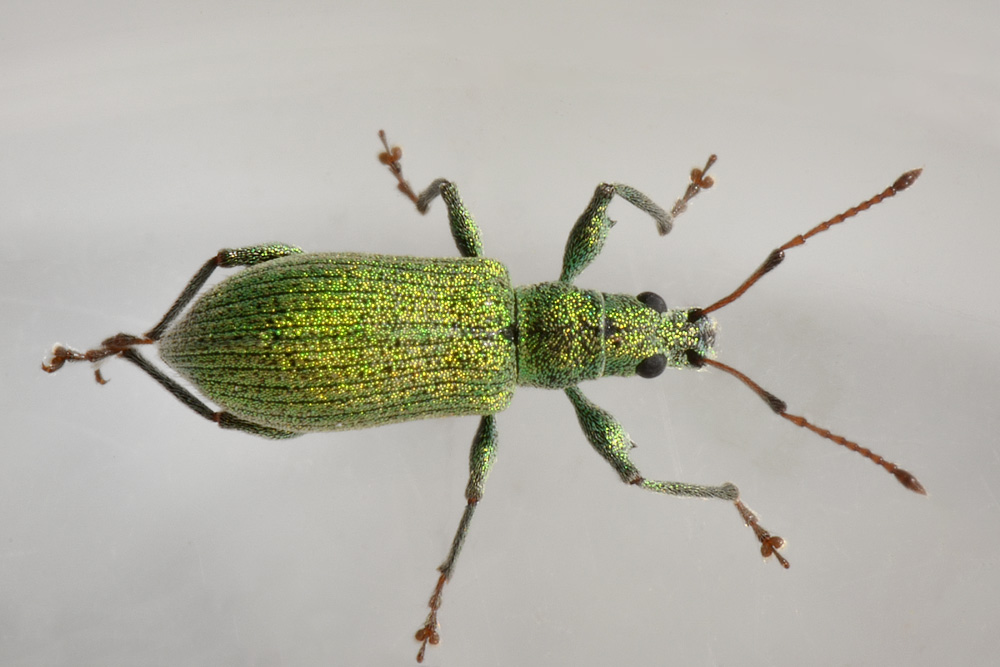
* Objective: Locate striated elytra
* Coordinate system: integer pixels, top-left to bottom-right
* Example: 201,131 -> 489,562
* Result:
43,132 -> 925,662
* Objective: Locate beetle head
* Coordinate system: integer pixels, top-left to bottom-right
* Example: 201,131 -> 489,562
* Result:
601,291 -> 717,379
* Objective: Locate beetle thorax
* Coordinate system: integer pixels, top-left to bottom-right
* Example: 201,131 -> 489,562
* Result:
514,283 -> 716,388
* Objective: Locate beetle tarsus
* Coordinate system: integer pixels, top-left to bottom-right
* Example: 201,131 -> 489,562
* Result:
893,168 -> 922,192
735,499 -> 790,569
670,153 -> 716,218
893,468 -> 927,495
415,572 -> 447,662
41,344 -> 77,373
378,129 -> 422,209
41,334 -> 153,384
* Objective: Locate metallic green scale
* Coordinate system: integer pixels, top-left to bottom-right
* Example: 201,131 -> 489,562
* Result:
159,253 -> 517,433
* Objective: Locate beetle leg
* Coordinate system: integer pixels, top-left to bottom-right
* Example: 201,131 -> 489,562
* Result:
378,130 -> 484,258
560,155 -> 716,283
412,179 -> 484,258
145,244 -> 303,339
564,386 -> 789,569
415,415 -> 498,663
43,244 -> 304,383
117,348 -> 298,439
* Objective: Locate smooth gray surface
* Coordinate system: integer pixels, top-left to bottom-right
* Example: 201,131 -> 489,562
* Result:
3,2 -> 997,665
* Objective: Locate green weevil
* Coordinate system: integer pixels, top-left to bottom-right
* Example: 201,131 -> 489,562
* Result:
43,131 -> 925,662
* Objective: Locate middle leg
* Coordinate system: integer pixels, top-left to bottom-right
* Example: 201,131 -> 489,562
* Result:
378,130 -> 484,258
415,414 -> 499,662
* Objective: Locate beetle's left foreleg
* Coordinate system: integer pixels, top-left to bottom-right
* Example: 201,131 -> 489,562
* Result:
565,386 -> 789,568
560,155 -> 716,283
415,415 -> 498,663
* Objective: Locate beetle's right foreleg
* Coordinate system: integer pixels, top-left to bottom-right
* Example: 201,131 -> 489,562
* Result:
415,415 -> 498,663
560,155 -> 716,283
42,243 -> 302,382
378,130 -> 484,258
565,385 -> 789,568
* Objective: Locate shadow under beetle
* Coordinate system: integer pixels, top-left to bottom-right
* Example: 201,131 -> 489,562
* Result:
43,130 -> 925,662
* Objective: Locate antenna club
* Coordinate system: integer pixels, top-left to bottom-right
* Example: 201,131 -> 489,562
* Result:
894,468 -> 927,495
893,169 -> 922,192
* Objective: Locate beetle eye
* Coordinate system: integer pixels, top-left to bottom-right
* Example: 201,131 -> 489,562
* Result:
636,291 -> 667,313
636,354 -> 667,378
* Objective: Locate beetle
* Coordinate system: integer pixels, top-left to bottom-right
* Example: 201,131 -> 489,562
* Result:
43,131 -> 925,662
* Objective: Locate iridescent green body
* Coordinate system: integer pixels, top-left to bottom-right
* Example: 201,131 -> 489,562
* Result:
157,252 -> 715,435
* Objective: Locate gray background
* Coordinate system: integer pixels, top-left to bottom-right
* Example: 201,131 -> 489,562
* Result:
3,2 -> 997,665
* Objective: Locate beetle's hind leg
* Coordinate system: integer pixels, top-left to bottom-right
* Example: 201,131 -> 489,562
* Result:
44,340 -> 297,438
120,347 -> 297,439
565,386 -> 789,568
415,415 -> 498,662
42,243 -> 303,439
378,130 -> 484,258
43,243 -> 303,380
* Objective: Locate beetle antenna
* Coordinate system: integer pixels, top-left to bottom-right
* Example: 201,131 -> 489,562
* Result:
688,168 -> 922,322
687,352 -> 926,494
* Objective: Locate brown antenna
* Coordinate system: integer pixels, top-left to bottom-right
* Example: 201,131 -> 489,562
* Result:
690,168 -> 922,322
689,352 -> 925,494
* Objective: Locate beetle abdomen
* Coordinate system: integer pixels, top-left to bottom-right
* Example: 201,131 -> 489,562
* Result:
158,253 -> 516,432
